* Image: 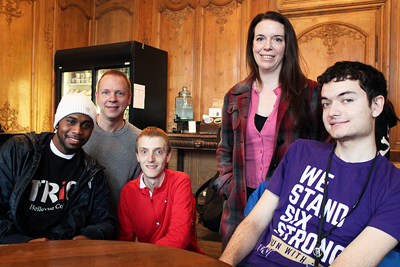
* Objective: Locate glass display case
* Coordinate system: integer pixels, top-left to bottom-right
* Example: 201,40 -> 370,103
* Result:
54,41 -> 168,130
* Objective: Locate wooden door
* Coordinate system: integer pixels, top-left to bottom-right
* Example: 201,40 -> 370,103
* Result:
284,4 -> 387,82
277,1 -> 400,150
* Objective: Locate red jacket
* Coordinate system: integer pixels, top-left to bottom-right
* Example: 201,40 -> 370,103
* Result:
118,169 -> 204,254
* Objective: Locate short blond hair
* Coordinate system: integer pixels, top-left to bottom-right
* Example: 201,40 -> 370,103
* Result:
97,69 -> 131,95
136,127 -> 171,153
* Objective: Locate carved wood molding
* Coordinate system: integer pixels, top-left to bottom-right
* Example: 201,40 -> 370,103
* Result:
141,31 -> 150,45
170,139 -> 218,149
0,0 -> 36,24
44,23 -> 53,49
204,0 -> 240,31
95,0 -> 110,4
167,132 -> 218,150
58,0 -> 92,20
277,0 -> 387,15
158,0 -> 199,13
159,0 -> 242,34
0,100 -> 29,133
298,22 -> 366,55
95,0 -> 133,20
161,7 -> 192,36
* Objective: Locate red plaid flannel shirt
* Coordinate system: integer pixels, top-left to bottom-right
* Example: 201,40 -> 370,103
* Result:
213,79 -> 331,245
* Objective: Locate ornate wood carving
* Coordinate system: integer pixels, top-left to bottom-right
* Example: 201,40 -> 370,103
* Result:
44,23 -> 53,49
0,0 -> 35,24
277,0 -> 386,14
0,100 -> 29,133
95,0 -> 110,5
58,0 -> 92,20
141,31 -> 150,45
159,0 -> 242,34
161,7 -> 192,36
205,1 -> 240,31
167,133 -> 218,150
299,23 -> 365,55
158,0 -> 199,12
94,0 -> 133,20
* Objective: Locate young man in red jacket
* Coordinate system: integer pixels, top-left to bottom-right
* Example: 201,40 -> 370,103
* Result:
118,126 -> 204,253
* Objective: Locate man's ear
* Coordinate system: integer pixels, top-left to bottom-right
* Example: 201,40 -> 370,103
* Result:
136,152 -> 140,163
166,151 -> 172,163
372,95 -> 385,118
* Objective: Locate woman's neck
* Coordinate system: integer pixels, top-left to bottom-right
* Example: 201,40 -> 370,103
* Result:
257,70 -> 280,92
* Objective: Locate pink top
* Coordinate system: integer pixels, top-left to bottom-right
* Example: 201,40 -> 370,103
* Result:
245,84 -> 281,189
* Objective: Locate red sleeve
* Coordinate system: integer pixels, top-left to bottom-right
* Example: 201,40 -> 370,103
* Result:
155,172 -> 193,249
117,184 -> 136,241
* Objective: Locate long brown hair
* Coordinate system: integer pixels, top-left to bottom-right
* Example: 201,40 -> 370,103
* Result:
246,11 -> 307,125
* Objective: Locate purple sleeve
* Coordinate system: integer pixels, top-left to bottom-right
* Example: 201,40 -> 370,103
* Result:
367,165 -> 400,242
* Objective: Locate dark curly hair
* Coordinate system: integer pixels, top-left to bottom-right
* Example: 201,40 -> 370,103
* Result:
317,61 -> 387,105
318,61 -> 399,130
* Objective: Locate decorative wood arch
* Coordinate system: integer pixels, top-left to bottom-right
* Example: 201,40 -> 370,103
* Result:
158,0 -> 200,12
95,7 -> 133,20
58,0 -> 92,20
95,0 -> 133,20
298,22 -> 367,55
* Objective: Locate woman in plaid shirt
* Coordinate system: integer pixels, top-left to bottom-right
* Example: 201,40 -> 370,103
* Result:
213,11 -> 331,248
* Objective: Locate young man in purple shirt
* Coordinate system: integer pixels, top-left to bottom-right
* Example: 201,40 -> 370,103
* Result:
219,61 -> 400,267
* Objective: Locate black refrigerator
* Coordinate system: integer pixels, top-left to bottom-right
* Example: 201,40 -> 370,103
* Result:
54,41 -> 168,131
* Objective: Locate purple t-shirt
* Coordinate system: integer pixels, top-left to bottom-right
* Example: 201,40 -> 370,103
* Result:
240,139 -> 400,267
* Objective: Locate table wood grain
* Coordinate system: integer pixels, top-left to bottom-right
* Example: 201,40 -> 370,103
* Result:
0,240 -> 232,266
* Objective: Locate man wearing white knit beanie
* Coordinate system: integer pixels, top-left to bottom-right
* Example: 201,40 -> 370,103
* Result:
53,93 -> 97,154
0,93 -> 117,244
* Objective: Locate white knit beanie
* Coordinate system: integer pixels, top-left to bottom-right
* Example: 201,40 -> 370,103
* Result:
54,93 -> 97,129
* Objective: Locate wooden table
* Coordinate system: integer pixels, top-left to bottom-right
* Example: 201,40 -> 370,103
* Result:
0,240 -> 232,266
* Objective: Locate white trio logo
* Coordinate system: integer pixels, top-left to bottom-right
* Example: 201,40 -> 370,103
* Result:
29,180 -> 77,203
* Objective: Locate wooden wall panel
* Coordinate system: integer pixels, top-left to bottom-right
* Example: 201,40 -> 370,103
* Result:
0,1 -> 34,133
136,0 -> 156,45
200,5 -> 242,116
32,0 -> 56,132
249,0 -> 270,16
95,9 -> 135,45
277,0 -> 386,13
290,9 -> 378,81
159,7 -> 196,129
57,5 -> 91,49
389,0 -> 400,150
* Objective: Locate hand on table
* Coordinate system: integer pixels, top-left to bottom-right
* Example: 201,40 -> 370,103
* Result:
28,236 -> 89,242
73,235 -> 90,240
28,238 -> 50,242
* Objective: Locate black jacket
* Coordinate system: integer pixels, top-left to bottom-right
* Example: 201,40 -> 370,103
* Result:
0,132 -> 117,244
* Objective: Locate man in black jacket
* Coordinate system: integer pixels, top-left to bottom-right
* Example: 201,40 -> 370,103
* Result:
0,93 -> 117,244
